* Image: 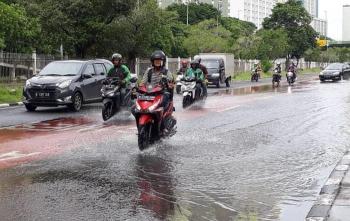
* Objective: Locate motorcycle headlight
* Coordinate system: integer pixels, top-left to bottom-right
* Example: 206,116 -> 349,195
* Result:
25,80 -> 32,87
148,98 -> 161,112
212,73 -> 220,77
57,80 -> 72,89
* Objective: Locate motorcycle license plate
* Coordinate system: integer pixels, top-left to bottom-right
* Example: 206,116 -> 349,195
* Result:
138,95 -> 155,101
36,92 -> 50,97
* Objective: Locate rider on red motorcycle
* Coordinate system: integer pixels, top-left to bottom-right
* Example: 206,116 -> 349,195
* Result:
139,50 -> 176,135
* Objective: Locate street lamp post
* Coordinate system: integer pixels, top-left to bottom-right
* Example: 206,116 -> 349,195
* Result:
186,0 -> 189,26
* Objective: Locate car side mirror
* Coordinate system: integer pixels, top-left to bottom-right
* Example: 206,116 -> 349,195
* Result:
83,73 -> 93,79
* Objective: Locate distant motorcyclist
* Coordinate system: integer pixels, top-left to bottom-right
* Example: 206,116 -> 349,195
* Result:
186,58 -> 208,96
254,61 -> 262,78
178,60 -> 189,75
194,58 -> 209,80
288,61 -> 297,80
141,50 -> 174,110
274,62 -> 282,78
106,53 -> 131,104
185,60 -> 206,98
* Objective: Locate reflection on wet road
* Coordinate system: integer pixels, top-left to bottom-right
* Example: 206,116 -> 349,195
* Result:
1,79 -> 350,220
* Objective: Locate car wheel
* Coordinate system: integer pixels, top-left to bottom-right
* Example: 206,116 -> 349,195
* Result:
216,82 -> 220,88
69,92 -> 83,112
25,103 -> 37,112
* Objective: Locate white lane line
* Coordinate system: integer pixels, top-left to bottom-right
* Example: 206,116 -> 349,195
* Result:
216,105 -> 241,113
0,151 -> 41,162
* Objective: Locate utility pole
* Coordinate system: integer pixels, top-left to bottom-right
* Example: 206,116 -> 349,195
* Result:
186,0 -> 189,26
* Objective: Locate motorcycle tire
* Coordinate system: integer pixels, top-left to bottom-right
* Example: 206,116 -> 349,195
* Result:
138,124 -> 150,151
182,96 -> 191,108
176,85 -> 181,94
102,102 -> 113,121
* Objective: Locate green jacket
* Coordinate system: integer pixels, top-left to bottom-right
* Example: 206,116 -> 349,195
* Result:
185,68 -> 204,81
107,65 -> 131,85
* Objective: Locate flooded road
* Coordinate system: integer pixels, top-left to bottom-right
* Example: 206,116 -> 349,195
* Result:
0,79 -> 349,220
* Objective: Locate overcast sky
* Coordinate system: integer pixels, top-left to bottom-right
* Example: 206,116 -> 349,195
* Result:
319,0 -> 350,40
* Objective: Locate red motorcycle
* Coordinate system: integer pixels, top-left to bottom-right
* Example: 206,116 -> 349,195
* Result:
132,83 -> 176,150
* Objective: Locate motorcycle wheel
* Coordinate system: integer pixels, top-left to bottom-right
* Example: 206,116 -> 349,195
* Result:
102,102 -> 113,121
176,85 -> 181,94
138,124 -> 150,151
182,96 -> 191,108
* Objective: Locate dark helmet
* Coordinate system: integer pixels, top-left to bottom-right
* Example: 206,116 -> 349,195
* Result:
111,53 -> 122,61
150,50 -> 166,67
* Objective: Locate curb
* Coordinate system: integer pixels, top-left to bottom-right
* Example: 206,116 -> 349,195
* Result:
0,102 -> 23,109
306,151 -> 350,221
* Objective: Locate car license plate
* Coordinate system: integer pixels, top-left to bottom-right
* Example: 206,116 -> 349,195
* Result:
36,92 -> 50,97
138,95 -> 155,101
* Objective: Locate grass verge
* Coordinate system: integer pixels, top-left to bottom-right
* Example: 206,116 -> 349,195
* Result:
232,71 -> 272,81
0,83 -> 23,104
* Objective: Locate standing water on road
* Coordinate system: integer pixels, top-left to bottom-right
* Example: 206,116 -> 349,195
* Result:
0,80 -> 350,220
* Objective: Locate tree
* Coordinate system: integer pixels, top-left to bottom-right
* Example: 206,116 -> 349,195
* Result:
20,0 -> 136,57
254,29 -> 289,61
0,2 -> 40,52
183,19 -> 231,56
262,0 -> 317,63
100,0 -> 179,66
166,3 -> 220,25
220,17 -> 256,43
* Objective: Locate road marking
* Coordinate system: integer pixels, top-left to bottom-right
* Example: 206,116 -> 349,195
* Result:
216,105 -> 241,113
0,151 -> 41,162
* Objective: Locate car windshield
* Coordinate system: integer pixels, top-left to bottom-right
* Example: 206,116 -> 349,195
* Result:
201,60 -> 220,69
39,62 -> 84,76
325,63 -> 343,70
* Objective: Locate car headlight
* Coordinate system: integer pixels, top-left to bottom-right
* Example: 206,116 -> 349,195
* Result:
212,73 -> 220,77
319,72 -> 324,75
57,80 -> 72,89
25,80 -> 32,87
333,72 -> 340,76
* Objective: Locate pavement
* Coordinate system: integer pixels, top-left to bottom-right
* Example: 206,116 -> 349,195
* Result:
2,72 -> 349,221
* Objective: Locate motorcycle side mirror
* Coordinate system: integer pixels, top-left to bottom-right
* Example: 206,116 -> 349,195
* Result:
130,77 -> 138,83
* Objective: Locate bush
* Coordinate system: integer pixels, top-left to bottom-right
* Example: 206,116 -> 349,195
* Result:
261,60 -> 273,73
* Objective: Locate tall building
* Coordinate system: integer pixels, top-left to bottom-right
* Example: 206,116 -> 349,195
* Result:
343,5 -> 350,41
157,0 -> 230,17
229,0 -> 277,29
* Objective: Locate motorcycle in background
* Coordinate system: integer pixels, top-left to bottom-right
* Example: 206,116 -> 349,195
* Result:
101,75 -> 138,121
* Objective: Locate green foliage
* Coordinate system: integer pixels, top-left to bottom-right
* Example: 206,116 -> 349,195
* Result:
21,0 -> 136,56
0,84 -> 23,104
101,0 -> 179,63
0,2 -> 40,52
183,19 -> 231,56
255,29 -> 289,60
263,0 -> 317,59
220,17 -> 256,42
261,60 -> 273,73
305,47 -> 350,63
166,3 -> 220,25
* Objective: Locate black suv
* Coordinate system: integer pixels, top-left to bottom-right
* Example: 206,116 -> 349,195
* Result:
23,59 -> 113,112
